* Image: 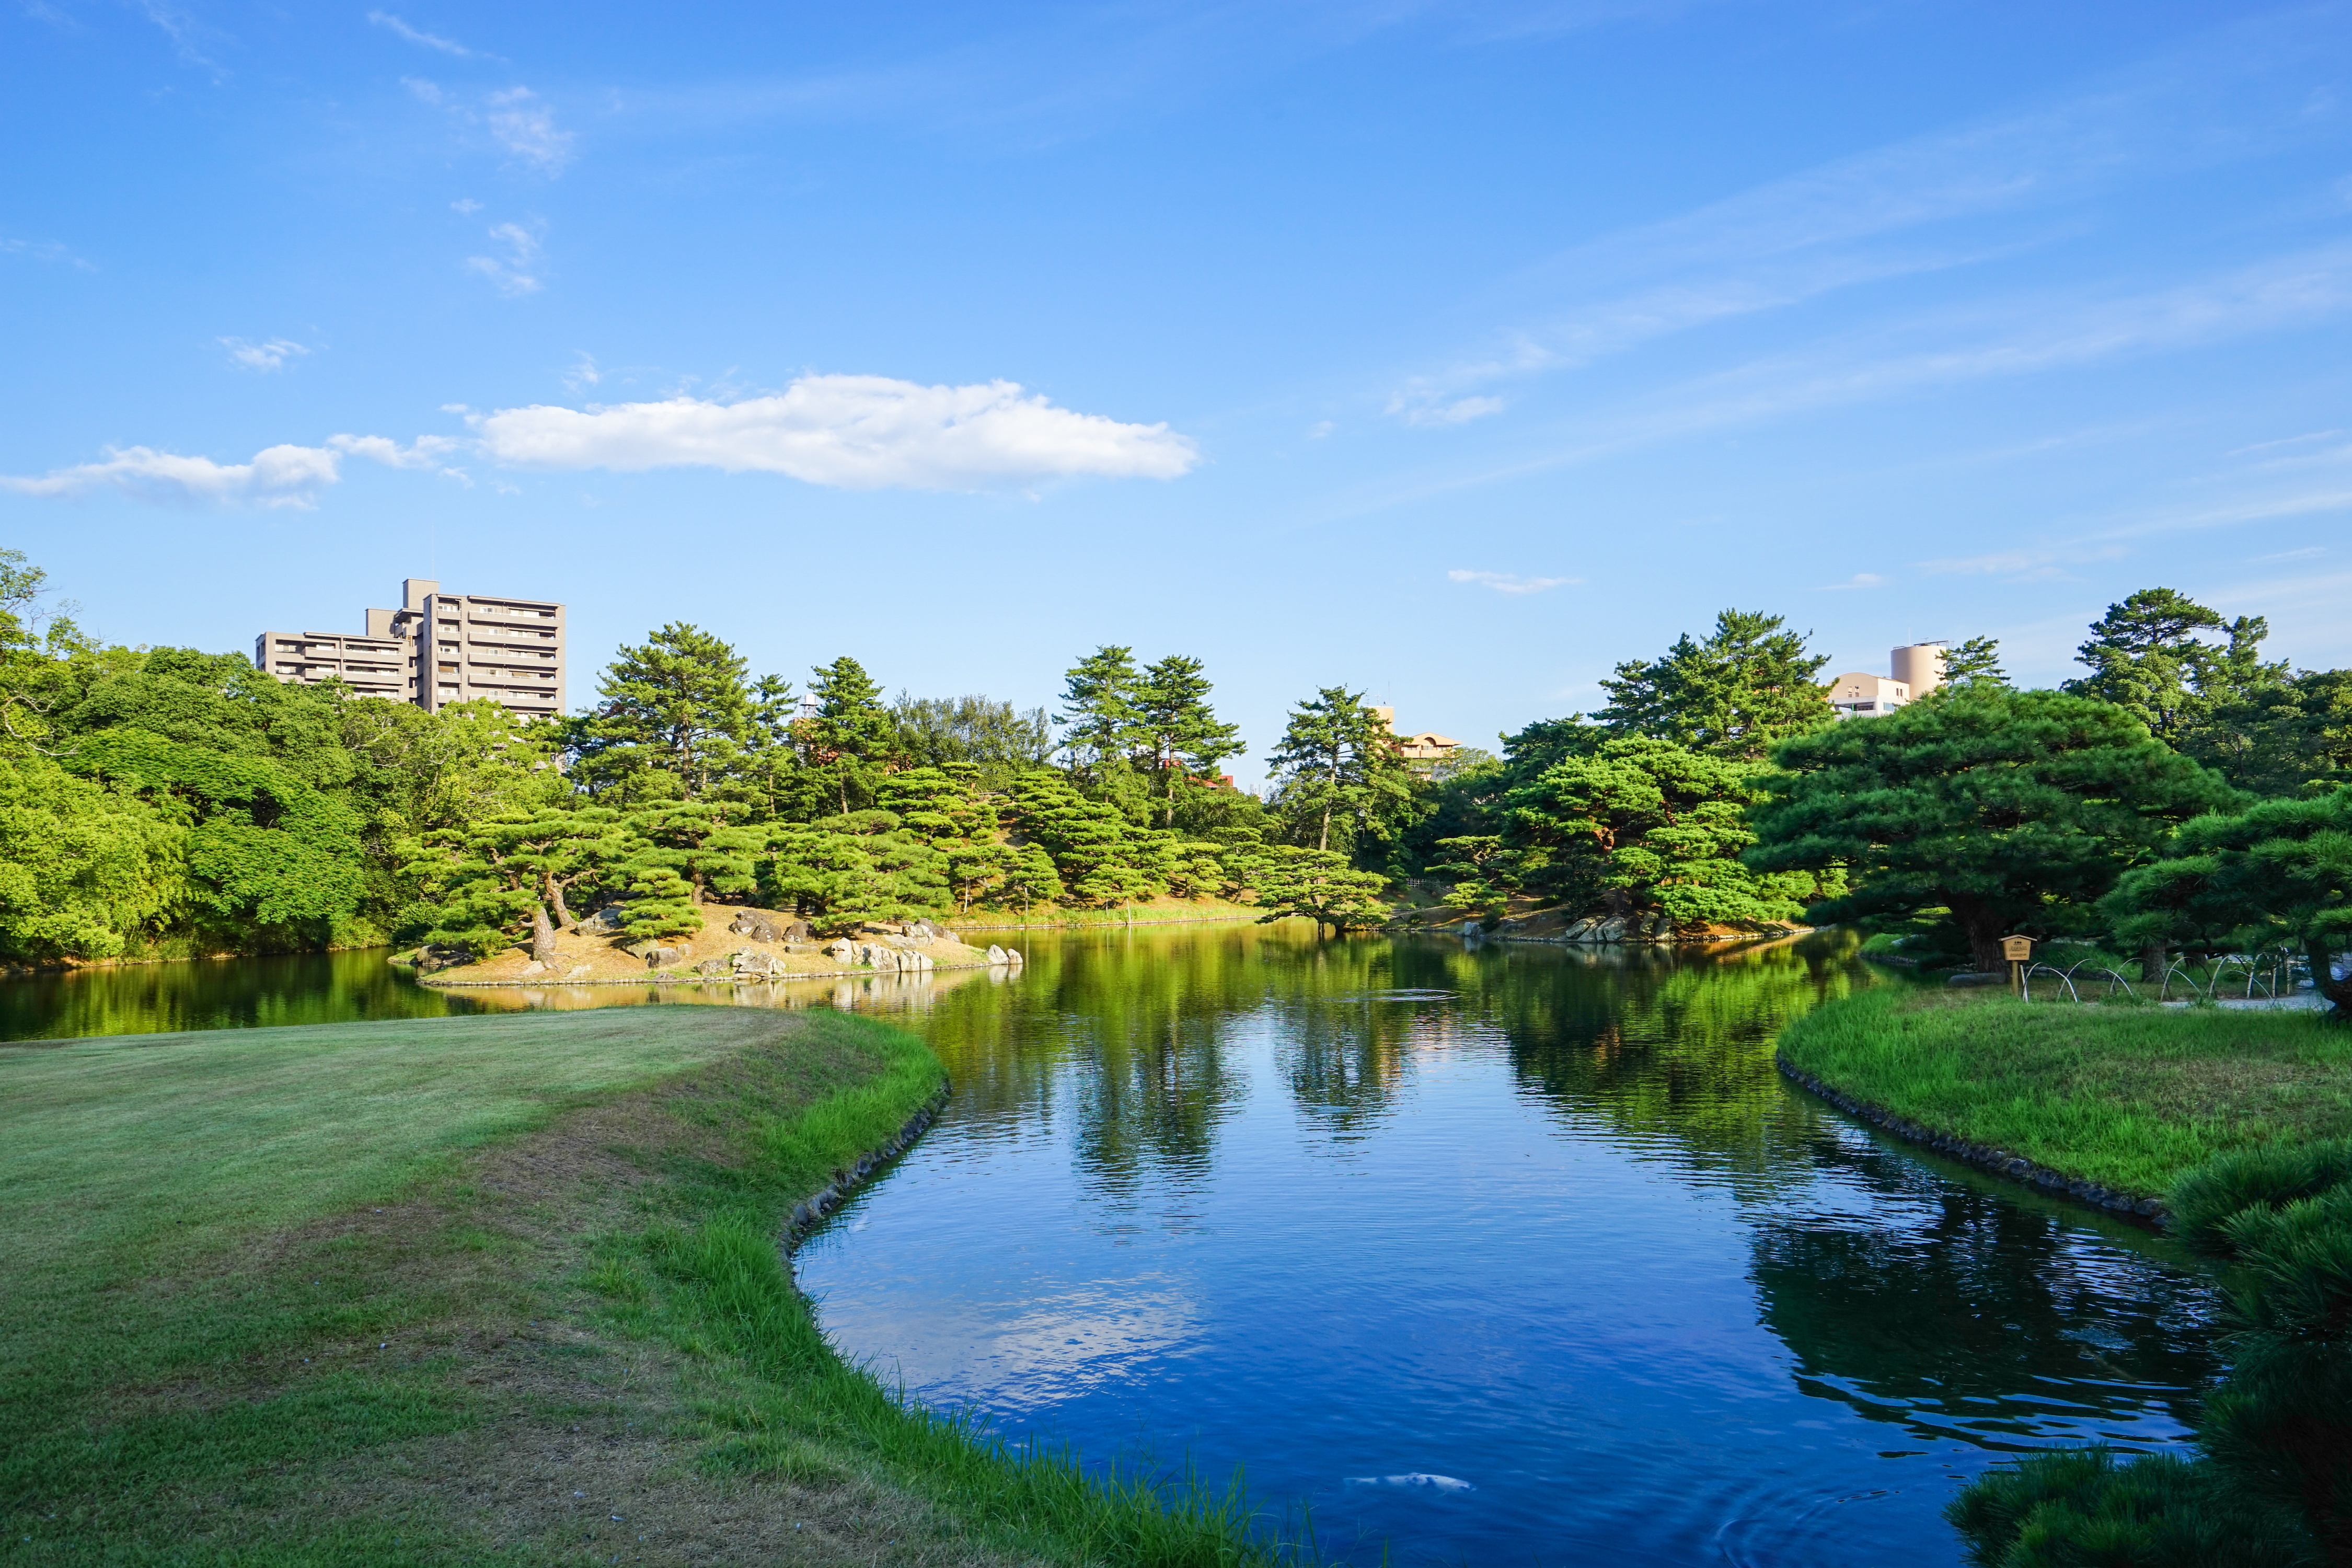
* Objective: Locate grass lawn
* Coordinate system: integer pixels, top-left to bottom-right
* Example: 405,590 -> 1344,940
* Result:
1,1007 -> 1271,1566
1776,989 -> 2352,1196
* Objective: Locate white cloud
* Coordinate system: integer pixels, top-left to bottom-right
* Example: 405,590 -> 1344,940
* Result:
403,75 -> 445,106
486,88 -> 573,171
220,336 -> 309,372
1392,394 -> 1505,428
1817,572 -> 1887,590
0,432 -> 476,508
562,351 -> 601,390
0,444 -> 342,508
470,375 -> 1198,489
1447,568 -> 1576,595
368,10 -> 479,57
325,433 -> 465,471
450,197 -> 482,214
2254,545 -> 2328,563
465,221 -> 543,295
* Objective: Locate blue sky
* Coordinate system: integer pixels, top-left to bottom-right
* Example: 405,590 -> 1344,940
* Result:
6,1 -> 2351,779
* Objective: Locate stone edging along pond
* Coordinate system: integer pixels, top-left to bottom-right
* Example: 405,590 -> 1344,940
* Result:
1775,1057 -> 2172,1229
782,1083 -> 953,1253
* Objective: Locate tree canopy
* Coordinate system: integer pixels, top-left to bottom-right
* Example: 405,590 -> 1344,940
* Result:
1747,687 -> 2234,970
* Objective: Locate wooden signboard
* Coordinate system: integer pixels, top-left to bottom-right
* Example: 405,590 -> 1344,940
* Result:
2001,936 -> 2033,962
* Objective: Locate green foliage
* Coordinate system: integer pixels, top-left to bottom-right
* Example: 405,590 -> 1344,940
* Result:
1938,635 -> 2010,689
0,754 -> 180,959
1947,1449 -> 2307,1568
1248,845 -> 1389,932
564,622 -> 754,803
803,654 -> 898,815
1749,687 -> 2234,971
1503,736 -> 1823,927
2065,587 -> 2286,749
2169,1140 -> 2352,1257
2104,786 -> 2352,1011
1264,685 -> 1417,857
1593,608 -> 1831,760
1054,644 -> 1140,778
891,694 -> 1053,785
2192,668 -> 2352,800
1134,654 -> 1246,826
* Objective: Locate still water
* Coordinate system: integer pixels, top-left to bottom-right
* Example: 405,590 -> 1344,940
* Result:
795,924 -> 2221,1567
1,926 -> 2220,1565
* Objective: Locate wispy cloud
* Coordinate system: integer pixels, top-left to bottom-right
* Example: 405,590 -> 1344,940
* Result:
485,88 -> 573,171
1390,393 -> 1505,428
562,351 -> 601,390
1379,11 -> 2352,421
470,376 -> 1198,489
219,336 -> 308,372
367,10 -> 483,59
2254,545 -> 2328,563
465,221 -> 544,296
1817,572 -> 1887,591
1447,569 -> 1576,595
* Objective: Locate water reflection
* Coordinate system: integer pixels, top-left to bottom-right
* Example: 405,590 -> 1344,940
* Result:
799,925 -> 2223,1568
0,948 -> 481,1041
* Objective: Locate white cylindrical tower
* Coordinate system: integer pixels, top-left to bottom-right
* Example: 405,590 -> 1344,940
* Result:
1890,643 -> 1945,697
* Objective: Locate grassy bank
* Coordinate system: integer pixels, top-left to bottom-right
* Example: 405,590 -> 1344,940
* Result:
945,895 -> 1265,931
2,1007 -> 1275,1566
1776,989 -> 2352,1196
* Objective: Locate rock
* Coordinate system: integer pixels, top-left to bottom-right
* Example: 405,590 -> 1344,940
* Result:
566,964 -> 593,979
695,958 -> 731,977
824,937 -> 856,963
644,946 -> 685,969
520,960 -> 547,976
581,905 -> 628,932
1946,970 -> 2006,987
987,944 -> 1009,965
1005,947 -> 1023,966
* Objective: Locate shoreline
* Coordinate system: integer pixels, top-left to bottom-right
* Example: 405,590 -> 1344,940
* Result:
1774,1056 -> 2170,1227
417,957 -> 1013,988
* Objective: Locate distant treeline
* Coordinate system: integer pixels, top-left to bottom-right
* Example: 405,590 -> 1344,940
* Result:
4,546 -> 2346,976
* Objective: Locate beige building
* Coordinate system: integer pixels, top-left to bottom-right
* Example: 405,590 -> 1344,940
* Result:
256,578 -> 565,721
1827,642 -> 1944,719
1370,706 -> 1461,762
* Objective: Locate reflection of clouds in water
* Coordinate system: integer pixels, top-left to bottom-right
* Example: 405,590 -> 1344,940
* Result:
974,1279 -> 1202,1409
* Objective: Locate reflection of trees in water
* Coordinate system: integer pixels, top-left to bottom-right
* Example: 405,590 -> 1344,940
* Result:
1749,1135 -> 2223,1445
919,924 -> 1341,1194
1423,935 -> 1865,1183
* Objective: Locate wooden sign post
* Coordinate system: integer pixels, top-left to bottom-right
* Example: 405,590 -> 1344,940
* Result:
2002,935 -> 2034,999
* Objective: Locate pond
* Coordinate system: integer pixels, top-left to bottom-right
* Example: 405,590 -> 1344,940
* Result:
2,925 -> 2221,1566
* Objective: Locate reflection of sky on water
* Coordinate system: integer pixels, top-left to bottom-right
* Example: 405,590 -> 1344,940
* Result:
794,927 -> 2226,1568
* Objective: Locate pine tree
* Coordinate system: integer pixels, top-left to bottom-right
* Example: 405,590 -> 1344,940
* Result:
1593,609 -> 1831,759
566,623 -> 755,803
1264,687 -> 1414,855
805,656 -> 897,815
2063,587 -> 2288,745
1055,645 -> 1141,779
1134,654 -> 1243,827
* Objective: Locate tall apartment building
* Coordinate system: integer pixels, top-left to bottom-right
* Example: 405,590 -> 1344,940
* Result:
255,578 -> 566,721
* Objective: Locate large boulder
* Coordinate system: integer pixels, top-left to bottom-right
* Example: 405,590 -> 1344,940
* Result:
643,946 -> 686,969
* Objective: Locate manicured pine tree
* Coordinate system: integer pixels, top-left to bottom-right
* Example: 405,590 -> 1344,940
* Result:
1746,686 -> 2235,972
2063,586 -> 2287,746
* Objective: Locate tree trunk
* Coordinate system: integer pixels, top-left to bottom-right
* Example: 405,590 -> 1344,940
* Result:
1318,799 -> 1332,853
2139,940 -> 2167,984
1965,919 -> 2005,974
546,872 -> 575,932
530,903 -> 557,967
2310,938 -> 2351,1018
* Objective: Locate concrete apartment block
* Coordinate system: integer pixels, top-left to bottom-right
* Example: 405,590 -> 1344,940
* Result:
255,577 -> 564,721
252,628 -> 410,700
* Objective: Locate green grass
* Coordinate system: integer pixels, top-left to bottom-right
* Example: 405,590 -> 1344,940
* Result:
1776,989 -> 2352,1196
2,1006 -> 1283,1566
